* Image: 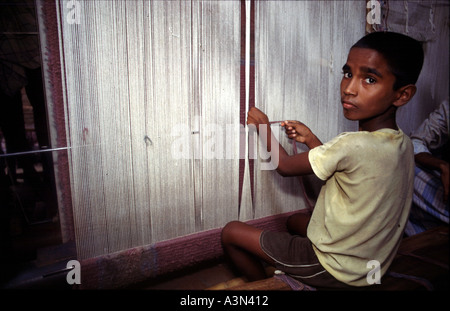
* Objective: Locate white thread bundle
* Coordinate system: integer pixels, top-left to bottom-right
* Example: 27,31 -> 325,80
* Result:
58,0 -> 241,259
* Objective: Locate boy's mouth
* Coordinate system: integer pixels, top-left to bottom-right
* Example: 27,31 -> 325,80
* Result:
342,100 -> 357,110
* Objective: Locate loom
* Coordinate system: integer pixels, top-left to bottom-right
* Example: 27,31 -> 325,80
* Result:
31,0 -> 448,289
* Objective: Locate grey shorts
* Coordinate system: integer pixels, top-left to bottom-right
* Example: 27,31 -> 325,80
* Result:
260,230 -> 353,289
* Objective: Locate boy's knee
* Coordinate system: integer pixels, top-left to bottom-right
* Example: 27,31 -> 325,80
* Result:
286,212 -> 311,236
221,220 -> 243,244
286,214 -> 297,229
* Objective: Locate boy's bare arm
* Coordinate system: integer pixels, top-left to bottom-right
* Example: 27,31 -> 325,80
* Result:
247,107 -> 315,176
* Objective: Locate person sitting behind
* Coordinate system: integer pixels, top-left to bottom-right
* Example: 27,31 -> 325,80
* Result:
405,99 -> 449,236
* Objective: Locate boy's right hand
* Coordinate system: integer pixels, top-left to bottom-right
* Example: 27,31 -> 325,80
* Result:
281,121 -> 322,148
247,107 -> 270,129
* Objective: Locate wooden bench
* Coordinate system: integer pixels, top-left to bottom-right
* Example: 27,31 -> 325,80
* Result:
211,226 -> 449,291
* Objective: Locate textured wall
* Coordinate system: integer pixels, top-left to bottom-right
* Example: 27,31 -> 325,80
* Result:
371,0 -> 449,135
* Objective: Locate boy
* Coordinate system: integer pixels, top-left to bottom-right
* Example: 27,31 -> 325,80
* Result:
221,32 -> 424,288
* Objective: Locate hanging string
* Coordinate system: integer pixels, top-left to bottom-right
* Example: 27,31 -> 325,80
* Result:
239,0 -> 254,220
0,146 -> 72,158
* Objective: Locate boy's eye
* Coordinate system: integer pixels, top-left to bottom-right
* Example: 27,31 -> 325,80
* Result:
364,77 -> 376,84
343,72 -> 352,79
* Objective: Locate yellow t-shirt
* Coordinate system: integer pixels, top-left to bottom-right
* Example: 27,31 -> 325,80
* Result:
307,128 -> 414,287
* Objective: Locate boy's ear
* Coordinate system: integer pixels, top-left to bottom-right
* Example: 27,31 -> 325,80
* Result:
393,84 -> 417,107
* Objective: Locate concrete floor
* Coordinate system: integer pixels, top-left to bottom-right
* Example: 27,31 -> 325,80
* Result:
126,260 -> 242,290
126,259 -> 280,290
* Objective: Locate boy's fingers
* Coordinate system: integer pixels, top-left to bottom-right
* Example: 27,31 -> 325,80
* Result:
285,120 -> 301,124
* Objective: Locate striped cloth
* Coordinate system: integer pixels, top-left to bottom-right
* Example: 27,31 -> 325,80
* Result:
405,165 -> 449,236
405,100 -> 449,237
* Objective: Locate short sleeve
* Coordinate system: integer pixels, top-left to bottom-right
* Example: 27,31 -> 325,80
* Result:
308,132 -> 355,181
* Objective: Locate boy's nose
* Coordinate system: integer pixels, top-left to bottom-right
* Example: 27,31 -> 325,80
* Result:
342,78 -> 357,96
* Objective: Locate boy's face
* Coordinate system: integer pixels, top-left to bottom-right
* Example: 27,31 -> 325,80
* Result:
340,47 -> 399,122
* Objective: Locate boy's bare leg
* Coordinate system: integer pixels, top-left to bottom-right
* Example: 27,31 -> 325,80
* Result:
286,212 -> 311,237
221,221 -> 275,281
